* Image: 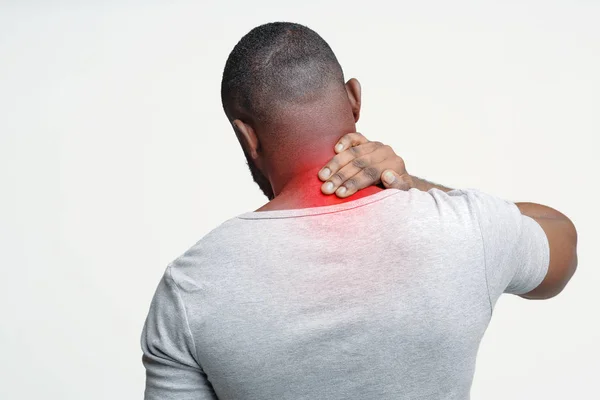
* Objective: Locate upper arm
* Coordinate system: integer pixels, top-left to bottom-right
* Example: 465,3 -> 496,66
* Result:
141,266 -> 218,400
466,190 -> 552,309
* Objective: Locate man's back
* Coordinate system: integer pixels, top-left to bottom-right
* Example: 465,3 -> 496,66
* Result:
142,187 -> 549,400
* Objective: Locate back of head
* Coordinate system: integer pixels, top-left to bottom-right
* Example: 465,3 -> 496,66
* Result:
221,22 -> 360,200
221,22 -> 347,128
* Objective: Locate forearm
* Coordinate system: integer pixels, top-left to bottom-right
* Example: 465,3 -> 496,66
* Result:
409,175 -> 454,193
516,202 -> 578,243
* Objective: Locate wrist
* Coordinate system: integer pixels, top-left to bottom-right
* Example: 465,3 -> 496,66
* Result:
408,175 -> 423,190
409,175 -> 454,193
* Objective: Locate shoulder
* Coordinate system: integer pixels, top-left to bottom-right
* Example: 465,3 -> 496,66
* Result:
167,217 -> 243,287
404,187 -> 483,220
424,188 -> 521,222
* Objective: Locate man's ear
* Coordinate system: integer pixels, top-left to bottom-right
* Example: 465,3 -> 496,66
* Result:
345,78 -> 362,123
232,119 -> 261,160
231,119 -> 265,174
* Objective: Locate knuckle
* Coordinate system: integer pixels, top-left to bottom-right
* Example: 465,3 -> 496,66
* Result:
331,172 -> 345,183
344,177 -> 357,189
330,154 -> 346,169
351,157 -> 368,169
363,166 -> 380,181
340,133 -> 352,142
349,146 -> 360,155
394,157 -> 406,170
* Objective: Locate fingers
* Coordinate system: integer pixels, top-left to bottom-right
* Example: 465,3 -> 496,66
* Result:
321,149 -> 389,196
318,141 -> 383,182
381,169 -> 413,191
333,165 -> 382,197
319,133 -> 411,197
334,132 -> 369,153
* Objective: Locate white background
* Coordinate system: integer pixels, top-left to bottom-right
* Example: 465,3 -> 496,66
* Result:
1,1 -> 598,399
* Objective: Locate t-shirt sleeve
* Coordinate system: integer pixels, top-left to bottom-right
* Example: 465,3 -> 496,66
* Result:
141,265 -> 218,400
466,189 -> 550,307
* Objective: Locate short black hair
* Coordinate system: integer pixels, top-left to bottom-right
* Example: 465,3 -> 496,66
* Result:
221,22 -> 345,123
221,22 -> 346,200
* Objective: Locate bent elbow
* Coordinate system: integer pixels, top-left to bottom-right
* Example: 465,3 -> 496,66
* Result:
521,252 -> 578,300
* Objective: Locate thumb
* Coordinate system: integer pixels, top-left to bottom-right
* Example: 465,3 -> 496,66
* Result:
382,170 -> 412,191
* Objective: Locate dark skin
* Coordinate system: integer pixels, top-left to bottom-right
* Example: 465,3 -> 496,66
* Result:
318,131 -> 577,301
233,78 -> 577,301
232,78 -> 385,212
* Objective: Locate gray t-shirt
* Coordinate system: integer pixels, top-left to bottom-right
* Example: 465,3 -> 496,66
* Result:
141,188 -> 549,400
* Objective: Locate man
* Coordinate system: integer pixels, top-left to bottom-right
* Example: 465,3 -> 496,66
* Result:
141,22 -> 577,399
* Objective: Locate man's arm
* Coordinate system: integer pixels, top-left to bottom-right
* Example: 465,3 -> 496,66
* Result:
389,173 -> 578,300
317,132 -> 456,196
142,266 -> 218,399
317,132 -> 577,300
396,173 -> 578,300
513,202 -> 578,299
400,175 -> 454,193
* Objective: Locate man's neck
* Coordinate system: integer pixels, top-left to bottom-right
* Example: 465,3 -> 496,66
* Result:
255,165 -> 384,212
